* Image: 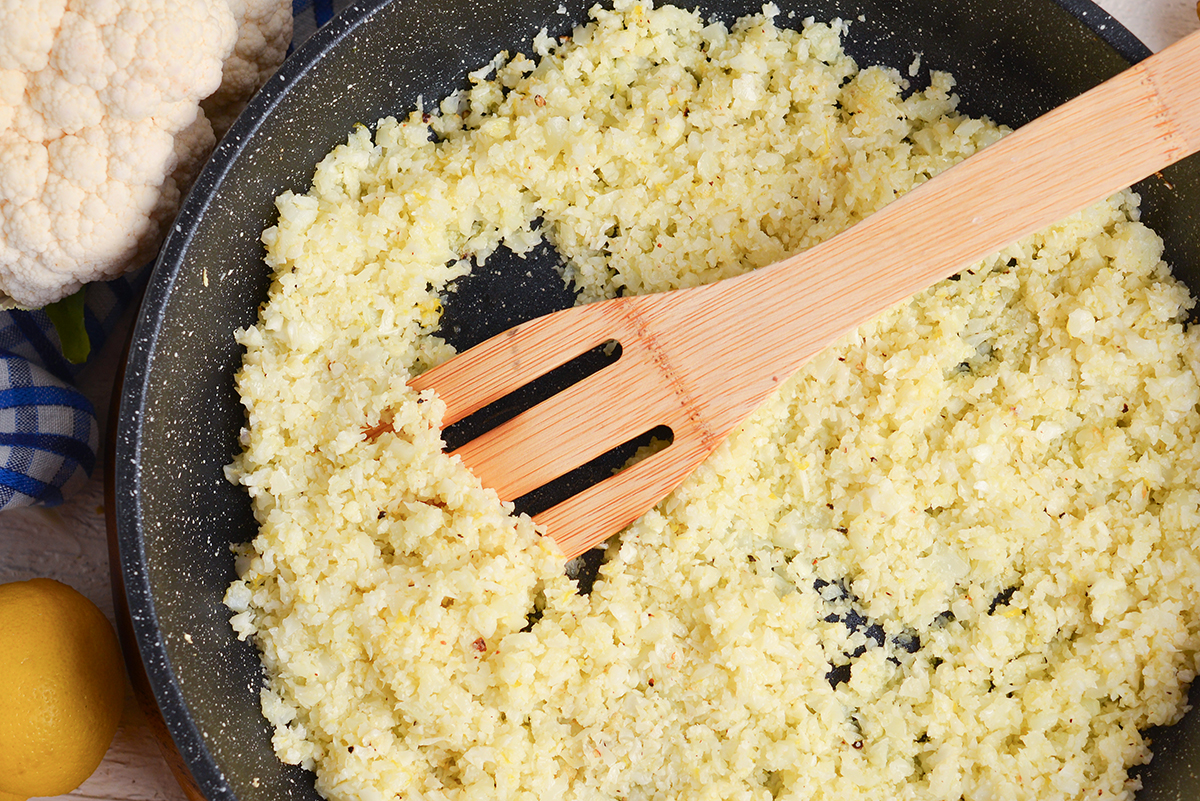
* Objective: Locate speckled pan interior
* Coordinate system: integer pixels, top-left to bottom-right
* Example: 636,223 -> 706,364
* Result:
108,0 -> 1200,798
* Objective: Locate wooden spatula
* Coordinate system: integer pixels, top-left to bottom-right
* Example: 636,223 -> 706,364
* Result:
411,30 -> 1200,560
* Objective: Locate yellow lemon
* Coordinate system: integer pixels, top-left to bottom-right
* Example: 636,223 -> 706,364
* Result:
0,578 -> 127,800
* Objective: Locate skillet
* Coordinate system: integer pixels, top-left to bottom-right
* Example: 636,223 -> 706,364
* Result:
106,0 -> 1200,798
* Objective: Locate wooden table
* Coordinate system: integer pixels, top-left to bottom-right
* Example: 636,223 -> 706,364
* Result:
0,1 -> 1195,798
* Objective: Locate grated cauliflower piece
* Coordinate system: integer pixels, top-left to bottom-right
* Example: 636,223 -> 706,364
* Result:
0,0 -> 291,309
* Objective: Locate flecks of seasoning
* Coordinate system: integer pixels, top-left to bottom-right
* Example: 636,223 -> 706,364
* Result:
473,637 -> 487,653
535,95 -> 546,106
202,267 -> 209,287
852,740 -> 864,750
647,678 -> 655,687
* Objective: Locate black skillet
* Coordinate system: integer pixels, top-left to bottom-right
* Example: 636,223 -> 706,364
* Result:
106,0 -> 1200,798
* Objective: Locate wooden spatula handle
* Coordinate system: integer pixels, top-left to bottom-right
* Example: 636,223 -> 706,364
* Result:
717,29 -> 1200,394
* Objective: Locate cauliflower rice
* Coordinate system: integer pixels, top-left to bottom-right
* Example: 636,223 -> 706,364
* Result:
225,3 -> 1200,800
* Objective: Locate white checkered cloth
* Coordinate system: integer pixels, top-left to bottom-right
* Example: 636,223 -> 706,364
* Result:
0,0 -> 355,511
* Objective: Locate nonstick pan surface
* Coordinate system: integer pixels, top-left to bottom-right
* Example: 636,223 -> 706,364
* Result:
108,0 -> 1200,798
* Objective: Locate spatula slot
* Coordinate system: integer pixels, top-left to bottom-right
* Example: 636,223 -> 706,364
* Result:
440,339 -> 623,452
512,425 -> 674,519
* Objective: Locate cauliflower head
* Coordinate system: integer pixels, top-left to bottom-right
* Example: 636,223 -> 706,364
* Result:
0,0 -> 291,309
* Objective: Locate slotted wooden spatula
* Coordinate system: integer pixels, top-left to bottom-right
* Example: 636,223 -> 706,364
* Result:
411,30 -> 1200,560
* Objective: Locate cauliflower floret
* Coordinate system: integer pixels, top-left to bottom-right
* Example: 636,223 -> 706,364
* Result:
204,0 -> 294,135
0,0 -> 291,309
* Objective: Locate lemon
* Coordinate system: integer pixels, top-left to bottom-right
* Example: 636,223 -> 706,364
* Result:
0,578 -> 127,800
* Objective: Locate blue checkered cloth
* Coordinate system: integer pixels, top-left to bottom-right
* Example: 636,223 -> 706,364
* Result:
0,274 -> 146,511
293,0 -> 342,44
0,0 -> 353,511
0,356 -> 99,508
